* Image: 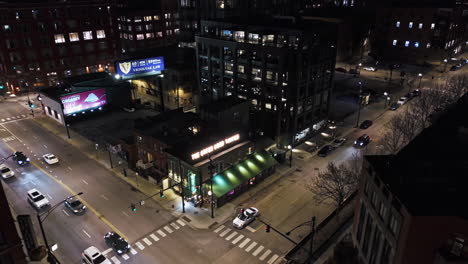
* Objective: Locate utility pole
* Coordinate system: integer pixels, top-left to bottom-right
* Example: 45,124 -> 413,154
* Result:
355,85 -> 363,128
309,216 -> 316,264
208,156 -> 215,218
107,144 -> 113,168
178,159 -> 185,213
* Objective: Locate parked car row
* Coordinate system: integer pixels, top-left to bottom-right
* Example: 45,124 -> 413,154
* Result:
391,89 -> 421,110
317,137 -> 347,157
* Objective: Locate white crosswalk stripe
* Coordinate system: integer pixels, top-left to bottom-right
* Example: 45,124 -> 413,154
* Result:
143,237 -> 152,246
219,228 -> 231,237
170,222 -> 180,230
246,226 -> 256,232
150,233 -> 159,242
232,234 -> 244,245
157,229 -> 167,237
130,248 -> 138,255
21,115 -> 26,118
122,254 -> 130,260
214,225 -> 224,233
6,118 -> 10,121
176,219 -> 186,226
239,238 -> 251,248
135,241 -> 145,250
245,241 -> 257,252
164,226 -> 173,233
1,119 -> 4,122
110,256 -> 120,264
260,249 -> 272,261
226,231 -> 238,241
253,245 -> 264,256
268,254 -> 280,264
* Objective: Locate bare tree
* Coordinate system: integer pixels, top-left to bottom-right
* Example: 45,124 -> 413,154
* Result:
446,74 -> 468,100
307,162 -> 359,209
377,115 -> 406,154
398,108 -> 420,143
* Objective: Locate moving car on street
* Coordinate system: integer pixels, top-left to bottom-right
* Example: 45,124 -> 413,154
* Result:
64,196 -> 86,214
0,165 -> 14,179
332,138 -> 346,148
13,151 -> 29,166
82,246 -> 111,264
318,145 -> 335,157
363,66 -> 377,72
27,189 -> 50,210
42,153 -> 59,165
389,102 -> 400,111
104,232 -> 130,255
359,120 -> 373,129
397,96 -> 408,105
354,134 -> 371,148
233,207 -> 259,229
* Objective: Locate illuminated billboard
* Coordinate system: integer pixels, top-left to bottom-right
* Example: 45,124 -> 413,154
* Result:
61,88 -> 107,115
191,134 -> 240,160
115,57 -> 165,79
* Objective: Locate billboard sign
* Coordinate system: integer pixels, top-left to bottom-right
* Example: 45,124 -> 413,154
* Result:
115,57 -> 165,79
60,88 -> 107,115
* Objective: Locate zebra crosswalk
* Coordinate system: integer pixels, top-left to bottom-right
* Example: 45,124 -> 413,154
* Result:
0,114 -> 28,123
213,224 -> 280,263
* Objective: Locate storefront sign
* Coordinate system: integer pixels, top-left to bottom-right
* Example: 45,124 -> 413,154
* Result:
60,88 -> 107,115
191,134 -> 240,160
115,57 -> 165,79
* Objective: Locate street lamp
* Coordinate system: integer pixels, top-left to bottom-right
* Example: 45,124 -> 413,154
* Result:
355,83 -> 363,128
443,59 -> 448,72
287,145 -> 292,168
418,73 -> 423,88
38,192 -> 84,264
285,216 -> 316,264
383,92 -> 389,108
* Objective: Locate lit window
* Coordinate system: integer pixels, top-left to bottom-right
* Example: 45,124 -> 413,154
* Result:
418,23 -> 423,29
392,40 -> 397,46
414,42 -> 419,48
405,41 -> 410,47
123,33 -> 128,39
128,34 -> 133,40
146,33 -> 154,39
157,32 -> 163,37
136,34 -> 144,40
154,15 -> 160,20
174,28 -> 179,34
135,25 -> 142,31
164,13 -> 170,19
3,25 -> 11,31
145,24 -> 153,30
54,34 -> 65,43
144,16 -> 152,21
396,21 -> 400,27
431,23 -> 435,29
426,43 -> 431,48
83,31 -> 93,40
409,22 -> 413,28
69,32 -> 79,42
134,17 -> 142,22
96,30 -> 106,39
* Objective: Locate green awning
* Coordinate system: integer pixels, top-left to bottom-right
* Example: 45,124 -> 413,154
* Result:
211,150 -> 278,197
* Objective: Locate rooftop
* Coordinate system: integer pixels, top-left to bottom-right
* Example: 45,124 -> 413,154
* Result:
199,96 -> 247,114
366,93 -> 468,218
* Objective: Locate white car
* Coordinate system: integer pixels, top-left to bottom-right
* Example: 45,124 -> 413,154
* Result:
82,246 -> 111,264
397,96 -> 408,105
232,207 -> 259,229
27,189 -> 50,209
42,153 -> 59,165
0,165 -> 14,179
363,66 -> 377,72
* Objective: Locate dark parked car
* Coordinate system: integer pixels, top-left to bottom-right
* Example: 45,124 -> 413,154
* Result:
349,69 -> 358,75
389,102 -> 400,111
354,134 -> 370,147
404,93 -> 414,100
318,145 -> 335,157
335,67 -> 347,73
64,196 -> 86,214
450,65 -> 459,71
104,232 -> 130,255
359,120 -> 373,129
411,89 -> 421,97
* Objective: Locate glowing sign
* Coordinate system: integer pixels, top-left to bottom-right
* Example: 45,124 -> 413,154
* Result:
191,134 -> 240,160
115,56 -> 165,79
60,88 -> 107,115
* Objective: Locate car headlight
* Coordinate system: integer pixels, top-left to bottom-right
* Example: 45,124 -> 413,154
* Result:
360,142 -> 364,146
82,206 -> 87,209
74,210 -> 79,213
26,158 -> 30,161
18,161 -> 23,164
127,244 -> 130,248
354,141 -> 357,144
117,250 -> 122,254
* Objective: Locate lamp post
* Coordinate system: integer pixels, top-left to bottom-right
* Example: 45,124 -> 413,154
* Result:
38,192 -> 84,264
287,145 -> 292,168
418,73 -> 423,88
285,216 -> 317,263
355,83 -> 363,128
208,156 -> 215,219
443,59 -> 448,72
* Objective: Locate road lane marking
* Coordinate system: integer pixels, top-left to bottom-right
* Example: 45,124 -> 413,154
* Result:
82,229 -> 91,238
163,226 -> 173,233
255,224 -> 264,232
157,230 -> 166,237
170,222 -> 180,230
246,226 -> 256,232
62,209 -> 70,216
67,166 -> 72,171
143,237 -> 152,246
232,234 -> 244,245
268,254 -> 280,264
102,248 -> 113,255
260,249 -> 271,260
226,231 -> 238,241
101,194 -> 109,200
219,228 -> 231,237
214,225 -> 224,233
43,145 -> 47,148
130,248 -> 137,255
122,211 -> 129,217
33,136 -> 37,139
0,124 -> 22,142
150,233 -> 159,242
245,241 -> 257,252
122,254 -> 129,260
253,245 -> 264,256
176,219 -> 186,226
110,256 -> 120,264
239,238 -> 251,248
30,180 -> 37,186
1,119 -> 4,122
46,194 -> 52,200
82,180 -> 88,185
135,241 -> 145,250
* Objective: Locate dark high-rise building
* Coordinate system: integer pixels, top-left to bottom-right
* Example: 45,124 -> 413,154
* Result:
195,17 -> 337,146
0,0 -> 120,94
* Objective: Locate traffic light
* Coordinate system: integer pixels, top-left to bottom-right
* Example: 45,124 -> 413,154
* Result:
130,203 -> 136,212
265,225 -> 271,233
28,100 -> 35,108
159,190 -> 165,198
